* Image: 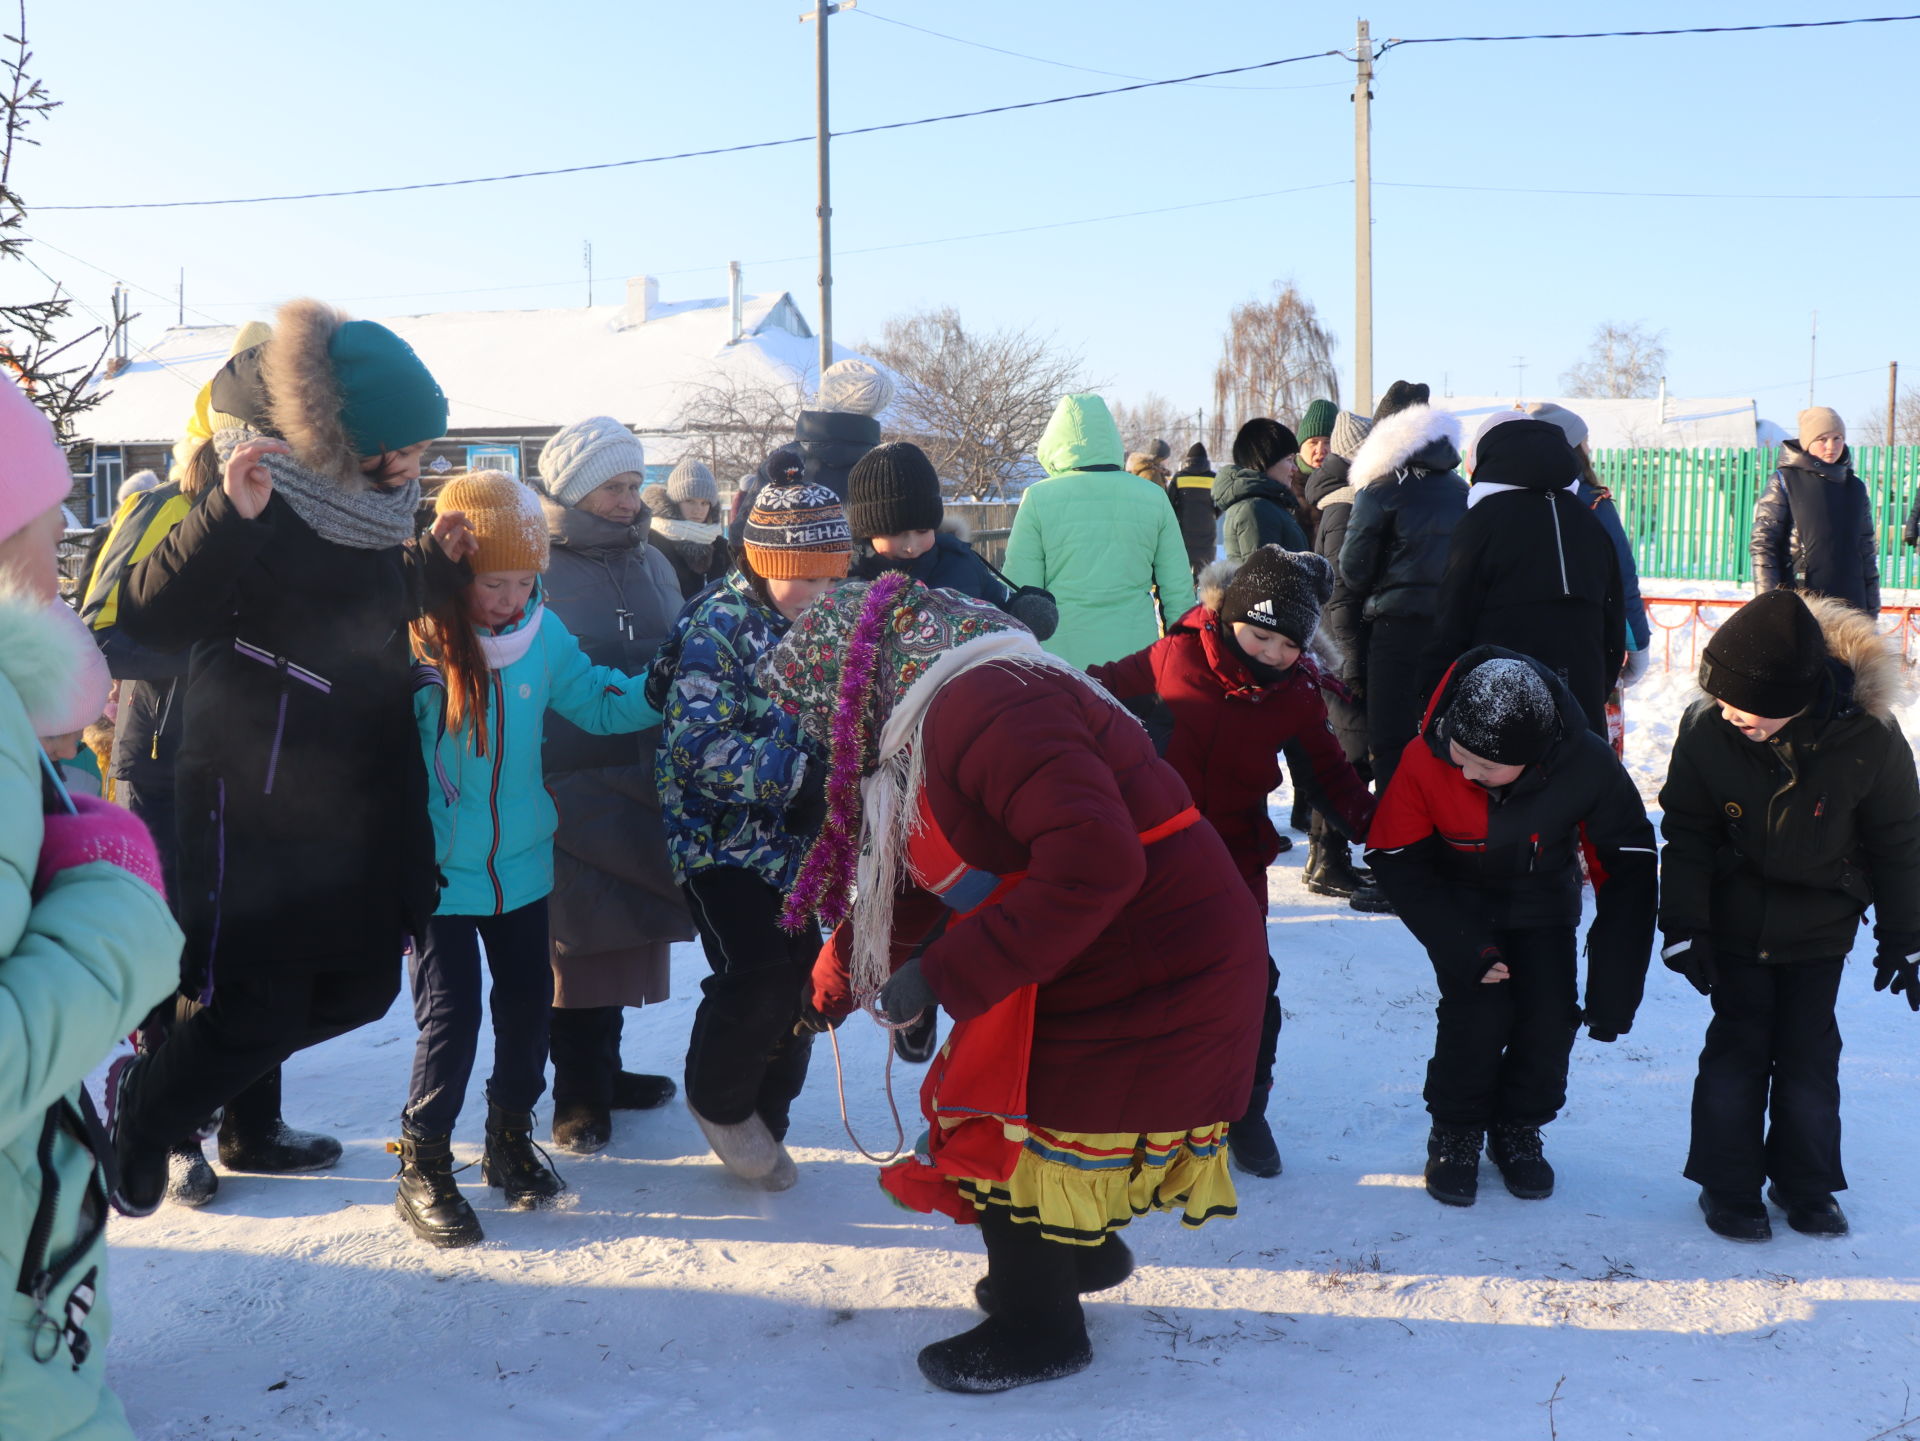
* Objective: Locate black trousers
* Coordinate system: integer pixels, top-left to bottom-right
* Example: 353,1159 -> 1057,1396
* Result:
1424,927 -> 1580,1129
682,867 -> 819,1139
549,1005 -> 625,1108
1366,616 -> 1434,794
405,899 -> 553,1136
127,961 -> 399,1149
1684,956 -> 1846,1197
1250,956 -> 1283,1098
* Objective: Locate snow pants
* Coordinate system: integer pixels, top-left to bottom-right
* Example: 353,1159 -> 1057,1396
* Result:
1424,926 -> 1580,1129
1366,615 -> 1434,794
682,866 -> 818,1140
1684,955 -> 1845,1198
405,899 -> 552,1136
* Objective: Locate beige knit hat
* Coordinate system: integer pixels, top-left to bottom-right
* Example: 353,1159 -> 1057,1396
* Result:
436,470 -> 549,574
1798,406 -> 1845,447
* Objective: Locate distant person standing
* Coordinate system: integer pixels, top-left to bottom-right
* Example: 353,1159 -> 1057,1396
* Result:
1751,407 -> 1880,615
1213,419 -> 1309,559
1168,443 -> 1218,577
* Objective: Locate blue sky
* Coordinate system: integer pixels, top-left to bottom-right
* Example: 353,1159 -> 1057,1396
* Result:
9,0 -> 1918,435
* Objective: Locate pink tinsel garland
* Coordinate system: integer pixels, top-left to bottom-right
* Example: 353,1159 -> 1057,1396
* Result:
779,571 -> 914,932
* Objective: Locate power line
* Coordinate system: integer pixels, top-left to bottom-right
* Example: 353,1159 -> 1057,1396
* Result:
1380,12 -> 1920,50
1378,180 -> 1920,201
38,49 -> 1343,213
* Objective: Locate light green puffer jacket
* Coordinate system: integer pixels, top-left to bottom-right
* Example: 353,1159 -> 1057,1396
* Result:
1003,394 -> 1197,668
0,585 -> 179,1441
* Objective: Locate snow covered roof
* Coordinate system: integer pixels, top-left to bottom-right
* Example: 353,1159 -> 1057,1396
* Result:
1428,395 -> 1765,451
80,280 -> 872,463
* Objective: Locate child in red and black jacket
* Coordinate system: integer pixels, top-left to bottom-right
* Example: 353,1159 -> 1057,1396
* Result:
1088,545 -> 1376,1179
1365,645 -> 1656,1208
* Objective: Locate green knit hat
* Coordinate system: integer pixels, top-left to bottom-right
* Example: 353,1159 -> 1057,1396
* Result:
1296,399 -> 1338,444
329,320 -> 448,456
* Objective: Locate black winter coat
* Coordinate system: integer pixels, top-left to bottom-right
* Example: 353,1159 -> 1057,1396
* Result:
120,484 -> 461,974
1168,465 -> 1217,571
1306,455 -> 1365,687
1751,442 -> 1880,614
1658,599 -> 1920,964
794,408 -> 881,502
848,529 -> 1012,605
1338,448 -> 1467,622
1423,481 -> 1625,742
649,527 -> 731,601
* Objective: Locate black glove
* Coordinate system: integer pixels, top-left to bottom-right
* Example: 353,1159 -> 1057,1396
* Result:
1584,1014 -> 1621,1043
1873,945 -> 1920,1012
878,956 -> 938,1026
793,996 -> 847,1035
785,760 -> 829,840
1662,933 -> 1716,996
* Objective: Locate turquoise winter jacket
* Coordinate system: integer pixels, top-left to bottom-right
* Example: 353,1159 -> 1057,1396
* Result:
0,587 -> 179,1441
415,593 -> 659,918
1003,393 -> 1196,668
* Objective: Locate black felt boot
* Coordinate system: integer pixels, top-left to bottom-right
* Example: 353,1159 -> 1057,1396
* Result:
105,1052 -> 167,1218
975,1232 -> 1134,1315
217,1067 -> 343,1173
482,1102 -> 565,1209
165,1140 -> 218,1207
610,1072 -> 677,1110
919,1208 -> 1092,1393
1425,1124 -> 1482,1207
1487,1122 -> 1555,1200
393,1130 -> 483,1248
1228,1086 -> 1283,1179
550,1101 -> 612,1156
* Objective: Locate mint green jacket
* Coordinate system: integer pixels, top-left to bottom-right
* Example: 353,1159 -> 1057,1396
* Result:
1003,394 -> 1197,668
0,587 -> 179,1441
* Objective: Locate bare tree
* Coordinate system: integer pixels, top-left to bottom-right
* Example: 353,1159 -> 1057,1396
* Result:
1209,281 -> 1340,455
1855,386 -> 1920,446
1561,322 -> 1668,400
864,307 -> 1088,498
1110,392 -> 1203,460
0,4 -> 123,442
668,363 -> 810,488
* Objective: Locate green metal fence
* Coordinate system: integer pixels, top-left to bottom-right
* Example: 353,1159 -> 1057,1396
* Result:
1594,446 -> 1920,587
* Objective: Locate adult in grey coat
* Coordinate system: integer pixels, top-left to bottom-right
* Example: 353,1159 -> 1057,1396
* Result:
535,417 -> 695,1153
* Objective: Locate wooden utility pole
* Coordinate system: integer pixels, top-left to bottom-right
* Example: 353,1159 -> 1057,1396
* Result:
1889,360 -> 1900,444
801,1 -> 854,381
1353,19 -> 1374,413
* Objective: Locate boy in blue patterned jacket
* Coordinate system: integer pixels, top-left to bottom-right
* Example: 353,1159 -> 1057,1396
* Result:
656,482 -> 850,1189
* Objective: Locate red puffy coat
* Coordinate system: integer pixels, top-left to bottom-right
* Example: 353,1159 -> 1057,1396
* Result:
814,660 -> 1267,1134
1088,606 -> 1375,907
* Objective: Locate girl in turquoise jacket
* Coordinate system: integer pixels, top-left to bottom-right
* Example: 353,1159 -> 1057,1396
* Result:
396,473 -> 659,1248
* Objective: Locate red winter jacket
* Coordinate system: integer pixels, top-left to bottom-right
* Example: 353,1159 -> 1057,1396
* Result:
813,660 -> 1267,1133
1088,606 -> 1375,907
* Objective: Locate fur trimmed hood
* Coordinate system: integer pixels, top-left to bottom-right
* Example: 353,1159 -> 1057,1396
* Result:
0,583 -> 99,735
1806,592 -> 1910,719
261,299 -> 362,485
1195,557 -> 1344,674
1350,403 -> 1462,489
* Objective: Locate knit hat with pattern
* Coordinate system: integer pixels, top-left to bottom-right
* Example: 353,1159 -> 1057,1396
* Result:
847,441 -> 943,539
743,481 -> 852,580
1329,410 -> 1373,461
537,416 -> 647,509
1445,653 -> 1561,766
1701,589 -> 1828,719
1296,399 -> 1338,444
667,457 -> 720,507
436,470 -> 549,574
1219,545 -> 1333,646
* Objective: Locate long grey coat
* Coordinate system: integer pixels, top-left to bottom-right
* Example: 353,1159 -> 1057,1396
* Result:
539,499 -> 693,1007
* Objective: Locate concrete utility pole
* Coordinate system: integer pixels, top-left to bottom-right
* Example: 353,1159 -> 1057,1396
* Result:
1889,360 -> 1899,444
1353,19 -> 1374,413
1808,309 -> 1817,409
801,1 -> 854,383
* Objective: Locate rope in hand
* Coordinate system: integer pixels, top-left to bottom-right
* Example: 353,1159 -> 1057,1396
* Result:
824,990 -> 919,1165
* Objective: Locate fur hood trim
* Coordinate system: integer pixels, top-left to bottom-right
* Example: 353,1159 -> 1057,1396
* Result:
1194,558 -> 1345,674
0,582 -> 94,732
939,511 -> 973,543
1350,404 -> 1461,488
261,299 -> 360,485
1806,593 -> 1910,719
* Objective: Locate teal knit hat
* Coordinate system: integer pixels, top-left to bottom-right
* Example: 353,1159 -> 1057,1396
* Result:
329,320 -> 448,456
1296,398 -> 1338,444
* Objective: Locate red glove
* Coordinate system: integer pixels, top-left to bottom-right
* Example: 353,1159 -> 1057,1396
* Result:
33,794 -> 166,899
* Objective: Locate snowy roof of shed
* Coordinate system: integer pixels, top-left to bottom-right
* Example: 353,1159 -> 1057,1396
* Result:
1427,395 -> 1774,450
79,281 -> 866,461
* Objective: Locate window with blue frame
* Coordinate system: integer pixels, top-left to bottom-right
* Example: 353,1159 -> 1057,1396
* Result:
465,445 -> 520,478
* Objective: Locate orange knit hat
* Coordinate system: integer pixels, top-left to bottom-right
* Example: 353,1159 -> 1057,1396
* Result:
434,470 -> 549,574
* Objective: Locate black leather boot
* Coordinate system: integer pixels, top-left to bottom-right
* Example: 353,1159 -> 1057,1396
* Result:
1304,836 -> 1360,897
105,1052 -> 167,1218
1228,1085 -> 1283,1178
1425,1124 -> 1483,1207
482,1102 -> 565,1209
393,1130 -> 483,1248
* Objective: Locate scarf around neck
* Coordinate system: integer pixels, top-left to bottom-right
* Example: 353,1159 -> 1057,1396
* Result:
653,515 -> 722,546
214,425 -> 420,549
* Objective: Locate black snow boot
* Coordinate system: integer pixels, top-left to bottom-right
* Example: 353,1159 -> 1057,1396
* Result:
892,1010 -> 939,1065
920,1208 -> 1092,1393
610,1071 -> 677,1111
1488,1123 -> 1555,1200
1424,1124 -> 1483,1207
975,1232 -> 1134,1316
1228,1086 -> 1283,1179
1766,1185 -> 1847,1238
393,1130 -> 483,1248
482,1103 -> 566,1209
1699,1188 -> 1771,1243
105,1052 -> 167,1218
166,1140 -> 218,1207
1303,836 -> 1361,898
550,1100 -> 612,1156
217,1067 -> 343,1173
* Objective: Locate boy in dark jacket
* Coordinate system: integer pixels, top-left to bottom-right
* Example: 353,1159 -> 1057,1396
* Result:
1751,408 -> 1880,616
1659,590 -> 1920,1242
1367,647 -> 1656,1207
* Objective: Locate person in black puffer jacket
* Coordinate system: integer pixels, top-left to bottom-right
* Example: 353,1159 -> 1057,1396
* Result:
1751,407 -> 1880,616
1337,382 -> 1467,792
1168,443 -> 1218,576
794,357 -> 893,501
1422,414 -> 1625,744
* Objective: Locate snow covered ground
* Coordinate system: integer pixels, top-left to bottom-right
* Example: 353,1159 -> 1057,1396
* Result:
101,606 -> 1920,1441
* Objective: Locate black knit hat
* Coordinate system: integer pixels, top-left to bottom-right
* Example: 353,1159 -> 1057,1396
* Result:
1444,654 -> 1562,766
1231,418 -> 1298,474
1470,418 -> 1579,490
1174,442 -> 1214,478
846,441 -> 943,539
1373,380 -> 1431,422
1700,590 -> 1828,718
1219,545 -> 1333,646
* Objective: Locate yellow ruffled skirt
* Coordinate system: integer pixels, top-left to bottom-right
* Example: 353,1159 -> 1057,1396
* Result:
953,1121 -> 1238,1246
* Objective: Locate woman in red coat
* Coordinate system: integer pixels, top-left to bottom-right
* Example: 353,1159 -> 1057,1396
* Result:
761,575 -> 1265,1395
1087,545 -> 1377,1179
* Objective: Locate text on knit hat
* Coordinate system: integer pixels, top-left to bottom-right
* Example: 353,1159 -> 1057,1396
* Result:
743,482 -> 852,581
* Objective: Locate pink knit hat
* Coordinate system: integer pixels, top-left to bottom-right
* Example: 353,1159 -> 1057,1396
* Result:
0,375 -> 72,544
